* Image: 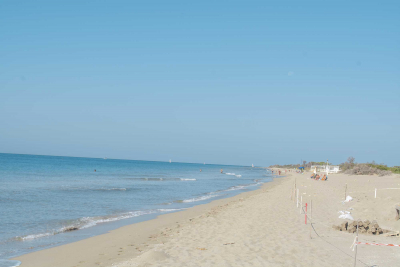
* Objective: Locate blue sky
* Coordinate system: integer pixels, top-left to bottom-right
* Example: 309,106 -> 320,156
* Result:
1,1 -> 399,166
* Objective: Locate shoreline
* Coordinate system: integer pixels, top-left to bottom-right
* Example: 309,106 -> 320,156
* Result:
0,157 -> 270,267
13,173 -> 283,267
14,170 -> 400,266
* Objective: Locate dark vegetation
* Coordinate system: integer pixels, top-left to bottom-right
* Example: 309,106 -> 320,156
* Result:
270,157 -> 400,176
341,157 -> 399,176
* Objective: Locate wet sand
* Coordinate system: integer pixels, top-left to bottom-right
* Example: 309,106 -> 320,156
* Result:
15,170 -> 400,266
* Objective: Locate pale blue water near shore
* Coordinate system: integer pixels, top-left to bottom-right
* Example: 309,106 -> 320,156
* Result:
0,153 -> 273,267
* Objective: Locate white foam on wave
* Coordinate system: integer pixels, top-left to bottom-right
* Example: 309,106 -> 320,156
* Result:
235,175 -> 242,178
224,185 -> 248,191
130,177 -> 197,182
224,181 -> 264,192
141,178 -> 194,181
60,186 -> 128,192
141,178 -> 164,181
79,208 -> 182,228
157,209 -> 181,212
182,194 -> 220,203
19,232 -> 54,241
225,173 -> 236,175
16,208 -> 183,242
79,210 -> 158,229
16,212 -> 157,241
101,188 -> 126,191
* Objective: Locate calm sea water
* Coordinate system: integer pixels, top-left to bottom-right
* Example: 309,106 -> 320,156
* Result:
0,153 -> 272,267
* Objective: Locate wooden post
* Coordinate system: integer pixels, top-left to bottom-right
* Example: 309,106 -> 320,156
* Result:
354,220 -> 359,267
300,196 -> 302,214
310,200 -> 312,239
291,183 -> 295,201
305,203 -> 307,224
375,188 -> 377,198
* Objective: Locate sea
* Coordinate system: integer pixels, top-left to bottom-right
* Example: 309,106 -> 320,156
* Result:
0,153 -> 273,267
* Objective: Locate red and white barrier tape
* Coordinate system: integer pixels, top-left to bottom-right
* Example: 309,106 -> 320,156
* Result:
355,242 -> 400,247
351,237 -> 400,251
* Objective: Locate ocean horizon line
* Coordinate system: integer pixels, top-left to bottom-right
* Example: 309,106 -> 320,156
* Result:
0,152 -> 253,168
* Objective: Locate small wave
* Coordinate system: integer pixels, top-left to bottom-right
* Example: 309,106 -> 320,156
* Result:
126,178 -> 192,182
95,188 -> 126,191
224,185 -> 247,191
123,178 -> 165,181
142,178 -> 164,181
224,181 -> 264,192
224,173 -> 241,177
181,194 -> 220,203
14,208 -> 183,242
18,232 -> 54,241
57,187 -> 128,192
157,209 -> 181,212
78,210 -> 157,229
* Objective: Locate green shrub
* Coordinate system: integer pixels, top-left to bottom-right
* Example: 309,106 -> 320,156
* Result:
342,158 -> 398,176
367,163 -> 390,171
345,164 -> 392,176
391,166 -> 400,174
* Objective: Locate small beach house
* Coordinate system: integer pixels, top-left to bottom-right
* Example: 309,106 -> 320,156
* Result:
311,165 -> 340,174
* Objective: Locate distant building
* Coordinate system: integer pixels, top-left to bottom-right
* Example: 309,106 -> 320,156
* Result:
311,165 -> 340,174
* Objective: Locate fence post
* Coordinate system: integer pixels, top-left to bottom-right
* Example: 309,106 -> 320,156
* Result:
375,188 -> 377,199
293,187 -> 295,202
354,220 -> 359,267
300,196 -> 303,214
292,183 -> 295,201
310,200 -> 312,239
305,203 -> 307,224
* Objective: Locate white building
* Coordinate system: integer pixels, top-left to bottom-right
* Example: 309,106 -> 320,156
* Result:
311,165 -> 340,174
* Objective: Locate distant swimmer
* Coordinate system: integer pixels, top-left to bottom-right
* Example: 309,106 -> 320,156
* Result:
200,169 -> 202,172
220,169 -> 223,173
94,169 -> 96,172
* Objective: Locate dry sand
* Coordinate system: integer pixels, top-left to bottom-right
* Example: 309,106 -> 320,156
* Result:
15,170 -> 400,267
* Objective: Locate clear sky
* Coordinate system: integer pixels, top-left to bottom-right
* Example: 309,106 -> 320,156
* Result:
1,1 -> 399,166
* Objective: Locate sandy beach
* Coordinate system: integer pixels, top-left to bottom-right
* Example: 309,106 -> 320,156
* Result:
15,170 -> 400,267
